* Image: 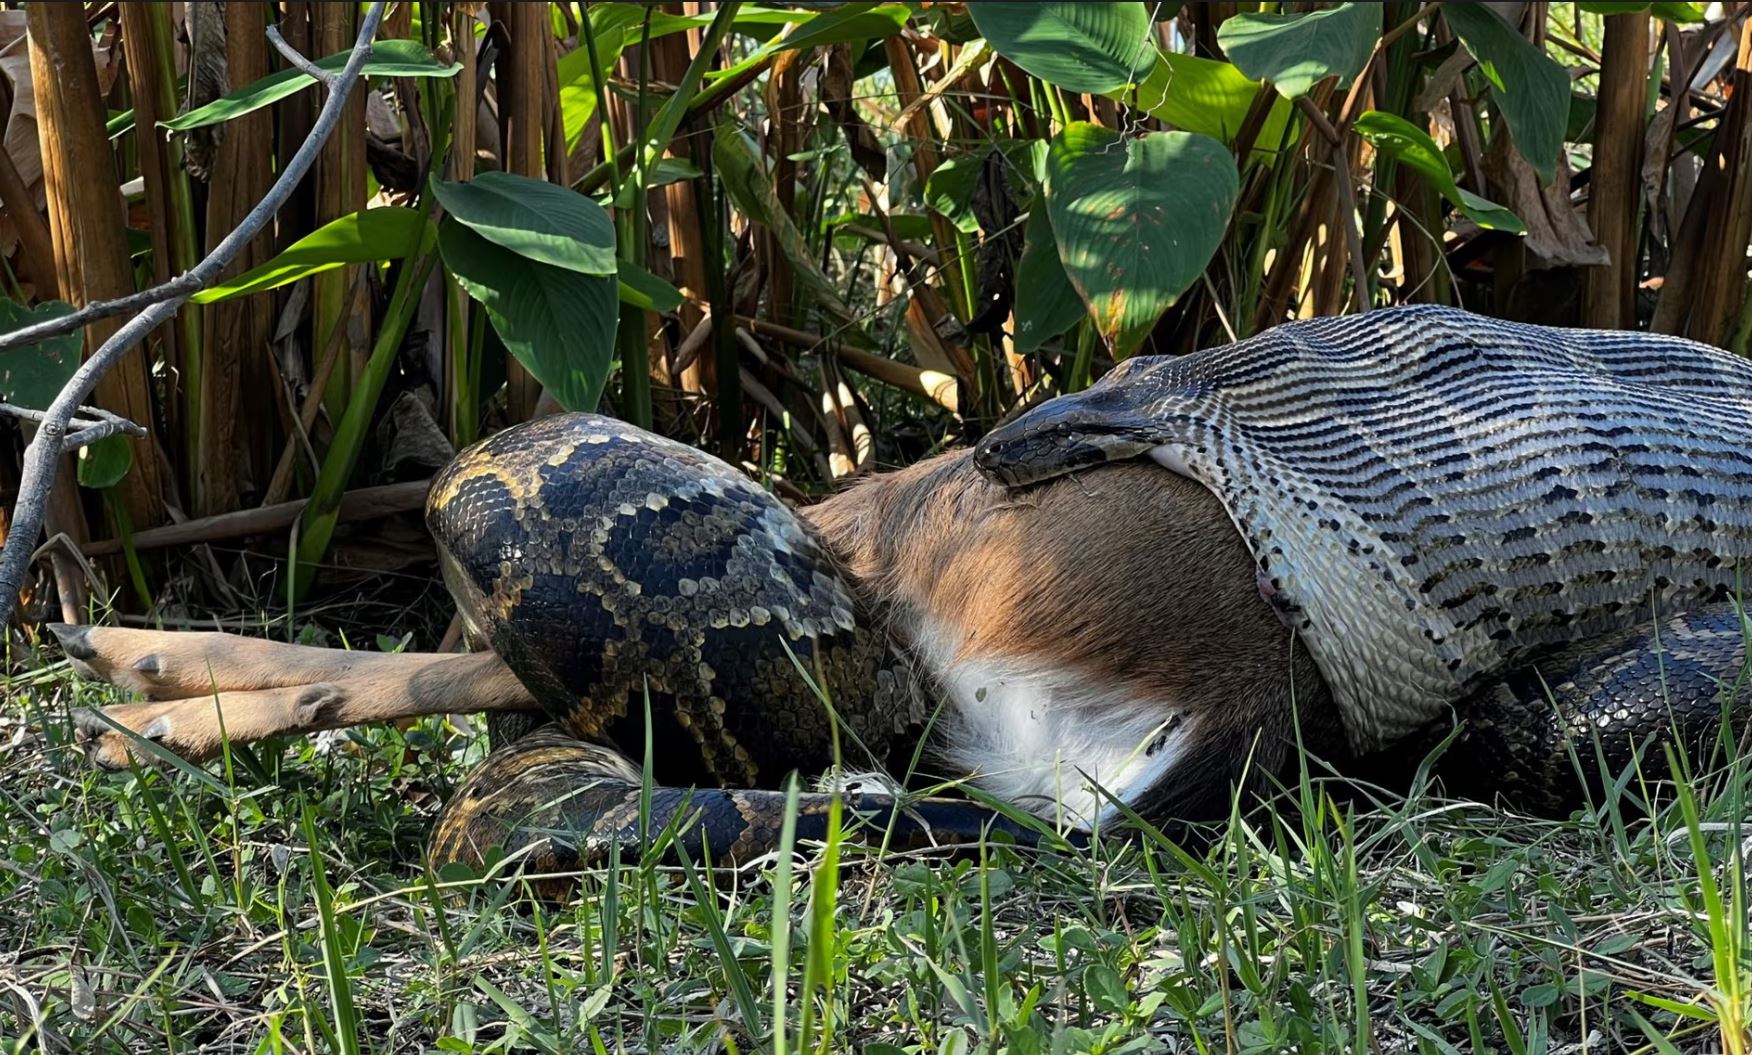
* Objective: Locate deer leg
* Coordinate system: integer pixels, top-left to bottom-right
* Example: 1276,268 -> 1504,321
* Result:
50,625 -> 536,767
49,623 -> 488,698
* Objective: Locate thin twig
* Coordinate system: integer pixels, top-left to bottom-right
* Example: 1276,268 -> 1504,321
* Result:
0,402 -> 147,453
0,2 -> 388,622
0,9 -> 383,356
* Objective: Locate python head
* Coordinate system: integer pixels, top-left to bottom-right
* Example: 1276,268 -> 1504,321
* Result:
974,357 -> 1177,488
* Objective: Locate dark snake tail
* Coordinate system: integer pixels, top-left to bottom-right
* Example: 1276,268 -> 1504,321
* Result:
429,728 -> 1070,888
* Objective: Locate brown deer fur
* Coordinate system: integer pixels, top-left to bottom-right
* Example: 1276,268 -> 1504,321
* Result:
57,453 -> 1344,822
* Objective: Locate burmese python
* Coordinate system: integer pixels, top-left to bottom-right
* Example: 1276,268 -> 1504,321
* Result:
426,306 -> 1752,876
425,414 -> 1057,874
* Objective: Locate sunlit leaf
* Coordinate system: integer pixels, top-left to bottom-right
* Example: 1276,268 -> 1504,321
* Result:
924,153 -> 986,235
1126,50 -> 1293,151
968,3 -> 1154,94
0,300 -> 81,410
1444,2 -> 1570,181
192,207 -> 435,304
1579,2 -> 1706,22
1045,124 -> 1237,357
1217,3 -> 1379,100
438,219 -> 618,413
433,172 -> 617,276
1353,111 -> 1525,233
165,40 -> 460,132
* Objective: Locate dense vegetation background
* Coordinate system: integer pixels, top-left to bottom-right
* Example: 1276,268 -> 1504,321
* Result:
0,0 -> 1739,630
7,3 -> 1752,1052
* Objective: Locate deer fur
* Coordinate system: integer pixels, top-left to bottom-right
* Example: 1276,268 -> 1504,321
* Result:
57,451 -> 1344,825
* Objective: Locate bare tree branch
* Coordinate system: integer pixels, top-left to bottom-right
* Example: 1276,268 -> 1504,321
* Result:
0,402 -> 147,453
0,9 -> 383,356
0,2 -> 388,622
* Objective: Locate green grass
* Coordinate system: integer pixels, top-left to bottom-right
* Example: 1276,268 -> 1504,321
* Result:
4,643 -> 1752,1053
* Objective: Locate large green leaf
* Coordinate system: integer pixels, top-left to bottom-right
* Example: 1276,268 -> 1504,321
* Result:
191,207 -> 435,304
1353,111 -> 1525,234
165,40 -> 460,132
0,300 -> 81,410
1045,125 -> 1237,357
438,219 -> 618,413
1216,3 -> 1379,100
968,3 -> 1154,94
1013,207 -> 1085,355
1126,51 -> 1293,150
433,172 -> 617,276
1444,2 -> 1570,182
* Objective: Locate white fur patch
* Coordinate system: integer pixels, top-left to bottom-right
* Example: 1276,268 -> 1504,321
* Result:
910,618 -> 1191,828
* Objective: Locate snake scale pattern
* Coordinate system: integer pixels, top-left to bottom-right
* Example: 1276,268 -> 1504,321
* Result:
424,306 -> 1752,875
978,305 -> 1752,751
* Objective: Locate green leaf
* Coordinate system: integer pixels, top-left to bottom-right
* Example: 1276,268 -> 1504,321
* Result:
191,207 -> 436,304
1216,3 -> 1379,99
1013,207 -> 1085,354
433,172 -> 616,276
1579,2 -> 1706,22
165,40 -> 460,132
924,153 -> 986,235
1353,111 -> 1525,233
1126,50 -> 1294,150
0,300 -> 81,410
968,3 -> 1154,94
617,260 -> 683,313
1444,2 -> 1571,181
1045,125 -> 1237,357
647,157 -> 704,189
438,218 -> 618,413
77,433 -> 133,490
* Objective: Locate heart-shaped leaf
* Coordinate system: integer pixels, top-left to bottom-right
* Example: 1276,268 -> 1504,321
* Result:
433,172 -> 617,275
1444,2 -> 1570,181
165,39 -> 460,132
1045,125 -> 1238,357
1353,111 -> 1525,233
192,207 -> 435,304
1217,3 -> 1379,99
968,3 -> 1154,94
0,300 -> 81,410
438,218 -> 618,413
1013,208 -> 1085,354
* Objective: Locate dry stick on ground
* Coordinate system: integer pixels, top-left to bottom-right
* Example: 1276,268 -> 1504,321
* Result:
0,2 -> 388,623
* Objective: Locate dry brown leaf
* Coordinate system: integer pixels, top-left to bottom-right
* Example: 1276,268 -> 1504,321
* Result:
1484,132 -> 1607,268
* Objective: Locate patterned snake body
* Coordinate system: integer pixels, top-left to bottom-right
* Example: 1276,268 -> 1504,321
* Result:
976,305 -> 1752,752
426,307 -> 1752,874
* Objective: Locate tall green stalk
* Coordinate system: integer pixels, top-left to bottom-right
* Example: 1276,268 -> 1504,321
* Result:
291,229 -> 439,599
